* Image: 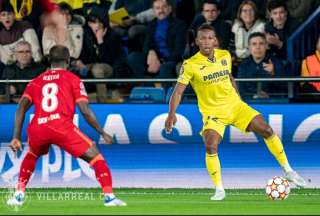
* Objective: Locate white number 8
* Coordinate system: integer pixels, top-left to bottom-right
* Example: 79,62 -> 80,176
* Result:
42,83 -> 58,112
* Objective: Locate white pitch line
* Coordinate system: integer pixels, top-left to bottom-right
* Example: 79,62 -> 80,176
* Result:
0,191 -> 319,196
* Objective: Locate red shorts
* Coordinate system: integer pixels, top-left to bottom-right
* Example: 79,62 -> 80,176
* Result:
27,121 -> 93,157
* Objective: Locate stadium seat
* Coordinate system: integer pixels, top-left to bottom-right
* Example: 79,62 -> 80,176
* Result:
129,87 -> 165,103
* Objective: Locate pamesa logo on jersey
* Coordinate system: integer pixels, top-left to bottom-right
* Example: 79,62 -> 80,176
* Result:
203,70 -> 230,81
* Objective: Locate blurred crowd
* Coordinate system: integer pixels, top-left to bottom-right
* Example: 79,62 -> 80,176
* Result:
0,0 -> 319,103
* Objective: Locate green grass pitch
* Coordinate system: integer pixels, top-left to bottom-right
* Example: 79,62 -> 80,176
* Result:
1,188 -> 319,215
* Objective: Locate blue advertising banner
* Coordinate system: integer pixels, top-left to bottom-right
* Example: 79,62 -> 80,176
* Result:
0,104 -> 319,188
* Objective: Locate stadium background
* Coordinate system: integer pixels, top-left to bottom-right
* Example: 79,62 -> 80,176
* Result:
0,0 -> 319,193
1,104 -> 319,189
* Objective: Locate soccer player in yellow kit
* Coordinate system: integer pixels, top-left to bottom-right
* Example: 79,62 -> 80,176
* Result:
165,24 -> 306,201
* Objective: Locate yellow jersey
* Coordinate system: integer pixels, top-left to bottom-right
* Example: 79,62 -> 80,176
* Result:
177,49 -> 241,116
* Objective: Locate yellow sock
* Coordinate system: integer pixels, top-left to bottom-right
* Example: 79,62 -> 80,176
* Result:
264,134 -> 291,170
205,153 -> 222,188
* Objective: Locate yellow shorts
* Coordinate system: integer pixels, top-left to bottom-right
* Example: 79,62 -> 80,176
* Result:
201,101 -> 260,138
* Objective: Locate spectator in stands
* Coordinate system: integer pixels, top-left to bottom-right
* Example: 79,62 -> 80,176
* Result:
76,5 -> 129,103
128,0 -> 187,79
1,41 -> 46,103
2,0 -> 68,46
0,2 -> 42,64
238,32 -> 286,99
5,0 -> 53,31
300,35 -> 320,93
232,0 -> 265,61
189,0 -> 231,50
219,0 -> 268,21
111,0 -> 154,52
265,0 -> 299,60
42,2 -> 84,64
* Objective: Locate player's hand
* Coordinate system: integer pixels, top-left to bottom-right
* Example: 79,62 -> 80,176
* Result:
9,138 -> 22,157
102,132 -> 113,144
165,113 -> 177,134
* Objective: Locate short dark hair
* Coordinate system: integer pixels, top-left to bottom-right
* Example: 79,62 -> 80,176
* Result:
267,0 -> 288,12
49,45 -> 70,64
197,23 -> 216,36
248,32 -> 267,43
87,5 -> 109,27
58,2 -> 73,16
0,1 -> 14,13
202,0 -> 221,11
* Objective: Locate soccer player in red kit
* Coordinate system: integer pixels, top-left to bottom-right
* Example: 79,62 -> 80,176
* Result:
7,45 -> 126,207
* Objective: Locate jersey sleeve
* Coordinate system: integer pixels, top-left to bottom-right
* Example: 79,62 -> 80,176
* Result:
21,83 -> 34,103
225,51 -> 232,72
177,61 -> 193,85
71,75 -> 88,103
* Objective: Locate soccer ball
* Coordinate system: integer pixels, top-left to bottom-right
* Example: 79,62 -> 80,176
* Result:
265,176 -> 290,200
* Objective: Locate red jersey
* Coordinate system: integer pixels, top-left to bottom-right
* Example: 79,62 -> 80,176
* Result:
22,68 -> 88,126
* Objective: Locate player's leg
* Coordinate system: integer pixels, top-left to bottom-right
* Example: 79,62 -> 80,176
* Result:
203,129 -> 226,200
247,115 -> 306,187
58,126 -> 126,206
201,115 -> 227,200
16,150 -> 40,193
82,146 -> 126,206
7,150 -> 40,206
8,130 -> 50,206
247,115 -> 290,168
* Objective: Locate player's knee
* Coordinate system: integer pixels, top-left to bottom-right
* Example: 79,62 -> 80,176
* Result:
262,126 -> 274,138
205,142 -> 218,154
80,145 -> 100,163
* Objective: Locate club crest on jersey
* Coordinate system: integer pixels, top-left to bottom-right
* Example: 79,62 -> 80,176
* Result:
221,59 -> 227,66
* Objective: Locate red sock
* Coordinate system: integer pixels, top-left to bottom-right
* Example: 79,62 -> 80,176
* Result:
90,154 -> 113,194
17,151 -> 38,192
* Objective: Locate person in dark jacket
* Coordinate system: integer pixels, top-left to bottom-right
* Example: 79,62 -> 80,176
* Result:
238,32 -> 286,99
265,0 -> 300,60
112,0 -> 153,52
127,0 -> 187,79
75,5 -> 129,102
189,0 -> 231,50
1,41 -> 46,103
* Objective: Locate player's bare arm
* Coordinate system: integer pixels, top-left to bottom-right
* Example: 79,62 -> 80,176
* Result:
10,97 -> 32,156
77,101 -> 112,144
165,83 -> 187,133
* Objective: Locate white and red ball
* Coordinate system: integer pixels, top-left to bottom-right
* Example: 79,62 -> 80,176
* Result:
266,176 -> 290,200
